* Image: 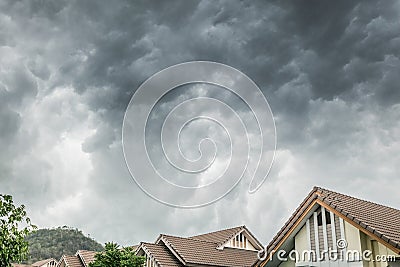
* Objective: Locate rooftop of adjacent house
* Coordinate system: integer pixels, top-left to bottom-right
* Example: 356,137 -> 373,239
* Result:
76,250 -> 96,266
32,258 -> 57,266
12,258 -> 57,267
191,225 -> 247,245
158,234 -> 259,267
139,242 -> 183,267
59,255 -> 84,267
136,225 -> 261,267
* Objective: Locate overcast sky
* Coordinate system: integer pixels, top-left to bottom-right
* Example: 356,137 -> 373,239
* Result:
1,0 -> 399,247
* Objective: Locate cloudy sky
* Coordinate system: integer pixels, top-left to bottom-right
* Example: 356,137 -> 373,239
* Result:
1,0 -> 400,247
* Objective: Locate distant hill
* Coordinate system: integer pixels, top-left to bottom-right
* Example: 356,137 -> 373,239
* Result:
25,226 -> 103,264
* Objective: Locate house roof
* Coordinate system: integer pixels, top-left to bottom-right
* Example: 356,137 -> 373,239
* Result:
316,187 -> 400,250
32,258 -> 57,266
76,250 -> 97,267
259,186 -> 400,266
191,225 -> 246,246
12,258 -> 57,267
159,234 -> 259,267
139,242 -> 183,267
59,255 -> 84,267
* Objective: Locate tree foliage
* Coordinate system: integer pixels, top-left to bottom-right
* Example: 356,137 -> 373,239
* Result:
25,226 -> 104,264
89,242 -> 145,267
0,194 -> 36,267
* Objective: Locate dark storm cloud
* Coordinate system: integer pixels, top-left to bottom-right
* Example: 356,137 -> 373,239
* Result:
275,0 -> 400,102
0,0 -> 399,245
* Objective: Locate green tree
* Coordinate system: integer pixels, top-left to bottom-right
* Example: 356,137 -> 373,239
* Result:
0,194 -> 36,267
89,242 -> 145,267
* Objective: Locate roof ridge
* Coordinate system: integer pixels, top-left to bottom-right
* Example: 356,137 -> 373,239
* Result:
161,233 -> 219,245
77,249 -> 96,252
190,225 -> 245,238
189,225 -> 246,248
142,241 -> 165,246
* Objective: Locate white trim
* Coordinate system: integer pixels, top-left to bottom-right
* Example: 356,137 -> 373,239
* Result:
321,207 -> 328,252
339,217 -> 345,240
314,211 -> 320,261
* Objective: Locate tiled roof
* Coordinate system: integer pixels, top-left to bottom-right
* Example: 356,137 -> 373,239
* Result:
317,187 -> 400,250
12,259 -> 57,267
76,250 -> 97,267
191,225 -> 245,247
61,255 -> 84,267
32,258 -> 56,266
140,242 -> 183,267
160,234 -> 259,267
262,186 -> 400,264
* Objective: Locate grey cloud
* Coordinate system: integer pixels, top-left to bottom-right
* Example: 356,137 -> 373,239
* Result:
0,0 -> 399,247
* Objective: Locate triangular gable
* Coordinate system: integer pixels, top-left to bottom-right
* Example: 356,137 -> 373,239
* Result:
217,227 -> 263,251
191,225 -> 245,246
190,225 -> 263,251
32,259 -> 57,267
258,187 -> 400,267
